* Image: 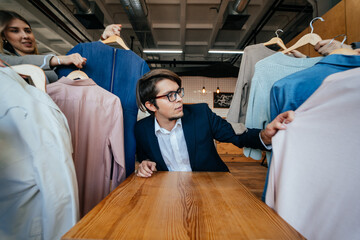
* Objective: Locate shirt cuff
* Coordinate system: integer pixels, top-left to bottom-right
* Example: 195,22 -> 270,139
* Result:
259,132 -> 272,150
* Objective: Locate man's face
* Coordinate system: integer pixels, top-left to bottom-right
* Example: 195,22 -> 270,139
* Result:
152,79 -> 184,122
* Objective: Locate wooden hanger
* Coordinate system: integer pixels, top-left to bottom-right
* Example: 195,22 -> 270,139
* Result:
12,64 -> 46,92
264,29 -> 287,50
283,17 -> 324,54
67,70 -> 89,80
102,35 -> 130,50
329,34 -> 359,56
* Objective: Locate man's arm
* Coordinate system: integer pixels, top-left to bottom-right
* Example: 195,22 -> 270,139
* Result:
205,104 -> 294,149
260,110 -> 295,145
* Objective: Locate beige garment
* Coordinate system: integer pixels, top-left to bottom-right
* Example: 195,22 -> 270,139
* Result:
227,44 -> 275,134
47,77 -> 125,217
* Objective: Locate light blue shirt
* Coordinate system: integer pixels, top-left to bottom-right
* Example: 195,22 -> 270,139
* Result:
244,52 -> 323,160
154,118 -> 192,171
270,54 -> 360,121
0,67 -> 79,239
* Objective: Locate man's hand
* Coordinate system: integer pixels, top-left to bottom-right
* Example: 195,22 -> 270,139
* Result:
260,111 -> 295,145
101,24 -> 122,40
314,39 -> 352,56
137,160 -> 157,178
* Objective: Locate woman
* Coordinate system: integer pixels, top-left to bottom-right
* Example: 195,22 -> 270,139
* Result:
0,10 -> 121,82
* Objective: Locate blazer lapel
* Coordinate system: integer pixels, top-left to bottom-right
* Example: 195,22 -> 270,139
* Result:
181,106 -> 197,170
146,116 -> 169,171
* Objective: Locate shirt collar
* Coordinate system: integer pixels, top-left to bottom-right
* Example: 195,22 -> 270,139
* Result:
155,118 -> 182,135
317,54 -> 360,68
55,76 -> 97,86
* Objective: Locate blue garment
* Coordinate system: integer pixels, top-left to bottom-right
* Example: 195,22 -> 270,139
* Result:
56,42 -> 150,177
135,104 -> 266,172
244,52 -> 322,161
270,54 -> 360,121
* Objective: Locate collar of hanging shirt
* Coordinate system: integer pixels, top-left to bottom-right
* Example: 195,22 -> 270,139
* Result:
154,118 -> 192,171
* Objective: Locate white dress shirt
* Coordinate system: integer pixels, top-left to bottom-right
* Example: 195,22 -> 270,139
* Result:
0,67 -> 79,240
154,118 -> 192,171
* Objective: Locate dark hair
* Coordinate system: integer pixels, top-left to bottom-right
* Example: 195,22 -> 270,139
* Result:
136,69 -> 182,114
0,10 -> 37,54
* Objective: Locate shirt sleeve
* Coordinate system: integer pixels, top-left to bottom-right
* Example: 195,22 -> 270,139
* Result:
108,97 -> 126,189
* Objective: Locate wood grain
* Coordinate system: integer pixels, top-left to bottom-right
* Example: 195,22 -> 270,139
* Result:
62,172 -> 304,240
346,0 -> 360,44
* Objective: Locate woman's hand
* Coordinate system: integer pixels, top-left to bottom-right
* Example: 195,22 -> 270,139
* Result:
101,24 -> 122,40
51,53 -> 87,68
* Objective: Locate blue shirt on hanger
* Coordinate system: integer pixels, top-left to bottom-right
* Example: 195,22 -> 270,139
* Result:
270,54 -> 360,121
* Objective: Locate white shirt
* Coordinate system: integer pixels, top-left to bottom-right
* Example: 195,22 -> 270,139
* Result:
266,68 -> 360,240
0,67 -> 79,240
154,118 -> 192,171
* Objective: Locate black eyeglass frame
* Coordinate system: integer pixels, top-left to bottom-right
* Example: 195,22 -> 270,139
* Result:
154,88 -> 184,102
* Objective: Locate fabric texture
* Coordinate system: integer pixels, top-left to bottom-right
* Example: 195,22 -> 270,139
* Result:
266,68 -> 360,240
47,77 -> 125,217
244,52 -> 323,160
135,103 -> 265,172
227,44 -> 275,134
270,54 -> 360,121
56,42 -> 150,177
0,50 -> 58,83
0,67 -> 79,240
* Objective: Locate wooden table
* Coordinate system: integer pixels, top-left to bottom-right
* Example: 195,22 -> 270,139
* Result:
62,172 -> 304,239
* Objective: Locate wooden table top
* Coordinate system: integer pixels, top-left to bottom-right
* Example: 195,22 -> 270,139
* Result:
62,172 -> 304,239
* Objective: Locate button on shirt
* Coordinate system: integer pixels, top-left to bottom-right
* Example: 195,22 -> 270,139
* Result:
155,118 -> 192,171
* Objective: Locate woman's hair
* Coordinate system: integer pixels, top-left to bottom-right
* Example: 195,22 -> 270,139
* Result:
136,69 -> 182,114
0,10 -> 38,54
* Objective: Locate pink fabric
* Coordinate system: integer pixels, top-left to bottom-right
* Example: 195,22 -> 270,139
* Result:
266,68 -> 360,239
47,77 -> 125,217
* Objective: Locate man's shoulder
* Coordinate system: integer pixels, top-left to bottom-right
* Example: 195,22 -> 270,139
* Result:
135,114 -> 153,129
184,103 -> 209,112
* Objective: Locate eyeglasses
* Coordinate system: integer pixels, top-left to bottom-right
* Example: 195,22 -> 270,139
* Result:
154,88 -> 184,102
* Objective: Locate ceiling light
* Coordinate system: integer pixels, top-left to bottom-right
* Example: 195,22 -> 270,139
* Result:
202,86 -> 206,94
143,49 -> 183,53
208,49 -> 244,54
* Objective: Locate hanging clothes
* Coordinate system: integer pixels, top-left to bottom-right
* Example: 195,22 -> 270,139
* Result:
244,52 -> 323,161
0,67 -> 79,240
47,77 -> 126,217
270,54 -> 360,121
56,42 -> 150,177
266,68 -> 360,240
227,44 -> 276,134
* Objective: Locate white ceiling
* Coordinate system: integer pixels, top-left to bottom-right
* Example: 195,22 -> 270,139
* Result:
1,0 -> 317,67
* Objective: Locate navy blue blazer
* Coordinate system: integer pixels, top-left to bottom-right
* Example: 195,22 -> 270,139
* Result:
135,103 -> 266,172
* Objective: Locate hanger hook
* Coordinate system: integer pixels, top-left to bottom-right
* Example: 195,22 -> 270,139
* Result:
328,34 -> 347,47
275,29 -> 283,38
310,17 -> 324,34
0,106 -> 28,120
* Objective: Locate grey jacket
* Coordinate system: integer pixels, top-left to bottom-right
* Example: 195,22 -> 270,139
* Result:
0,50 -> 59,83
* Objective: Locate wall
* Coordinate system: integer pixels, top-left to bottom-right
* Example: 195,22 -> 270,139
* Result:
181,76 -> 237,118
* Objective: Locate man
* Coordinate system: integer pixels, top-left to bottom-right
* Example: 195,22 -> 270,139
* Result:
135,69 -> 294,177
